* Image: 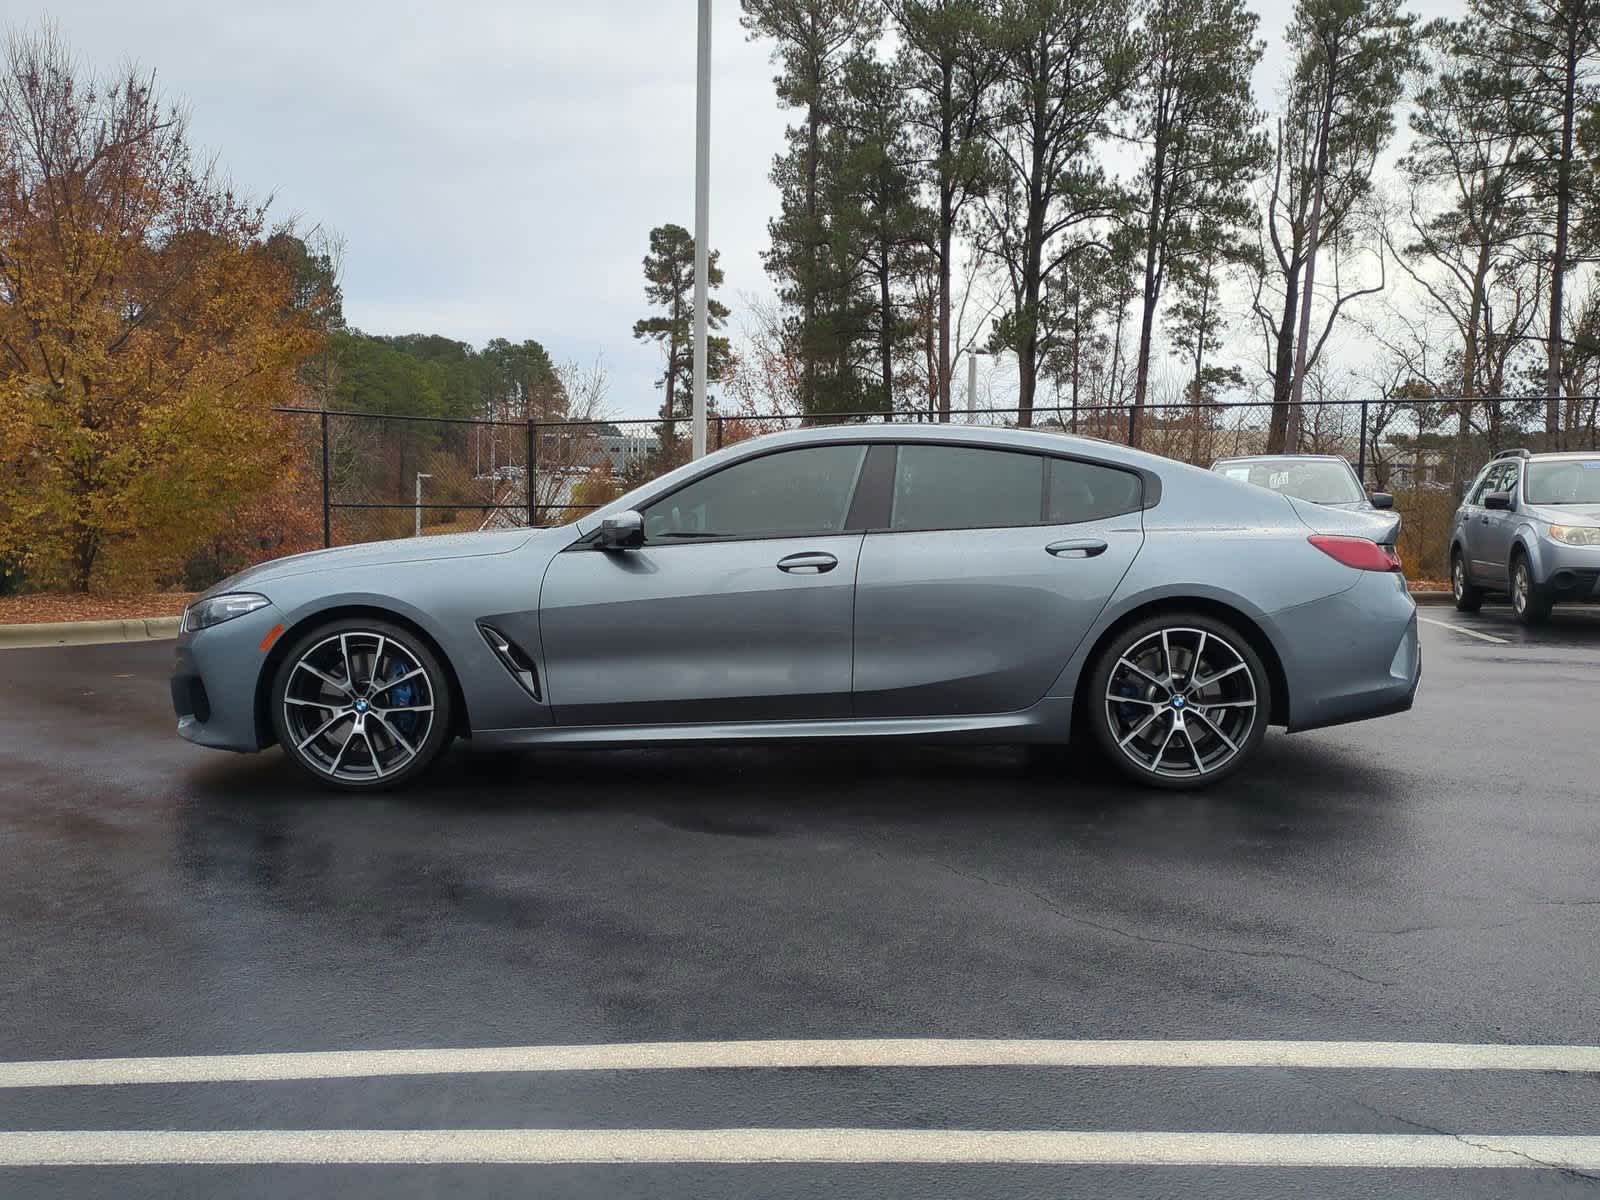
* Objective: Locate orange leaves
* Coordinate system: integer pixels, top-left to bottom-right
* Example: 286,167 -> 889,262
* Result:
0,29 -> 325,590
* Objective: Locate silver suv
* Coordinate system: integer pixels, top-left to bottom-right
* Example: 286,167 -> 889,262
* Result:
1450,449 -> 1600,624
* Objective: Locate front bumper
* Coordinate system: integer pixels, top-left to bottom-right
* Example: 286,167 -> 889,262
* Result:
1273,570 -> 1420,733
172,601 -> 287,753
1533,537 -> 1600,600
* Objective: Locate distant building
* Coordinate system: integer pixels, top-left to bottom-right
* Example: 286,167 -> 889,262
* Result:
597,430 -> 658,474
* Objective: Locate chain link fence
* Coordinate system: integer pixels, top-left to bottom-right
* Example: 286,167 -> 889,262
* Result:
275,397 -> 1600,584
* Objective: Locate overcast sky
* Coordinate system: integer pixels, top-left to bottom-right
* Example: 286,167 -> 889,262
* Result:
34,0 -> 1454,417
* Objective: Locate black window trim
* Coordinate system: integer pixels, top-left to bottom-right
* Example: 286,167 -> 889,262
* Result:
567,435 -> 1161,549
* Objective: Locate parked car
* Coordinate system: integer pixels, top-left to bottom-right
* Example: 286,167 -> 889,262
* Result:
1211,454 -> 1400,547
173,425 -> 1419,793
1450,448 -> 1600,625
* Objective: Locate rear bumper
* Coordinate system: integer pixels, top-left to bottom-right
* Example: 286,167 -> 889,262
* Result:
1273,571 -> 1420,733
172,603 -> 285,752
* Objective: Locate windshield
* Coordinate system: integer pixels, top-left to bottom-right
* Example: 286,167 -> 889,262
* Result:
1525,458 -> 1600,506
1216,459 -> 1365,504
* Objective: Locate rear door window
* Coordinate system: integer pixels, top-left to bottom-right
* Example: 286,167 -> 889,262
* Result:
890,445 -> 1044,531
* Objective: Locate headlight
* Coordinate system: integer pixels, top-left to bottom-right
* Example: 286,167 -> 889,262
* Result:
182,593 -> 271,632
1549,524 -> 1600,546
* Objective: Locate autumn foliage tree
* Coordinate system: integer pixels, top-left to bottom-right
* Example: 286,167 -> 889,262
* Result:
0,28 -> 323,591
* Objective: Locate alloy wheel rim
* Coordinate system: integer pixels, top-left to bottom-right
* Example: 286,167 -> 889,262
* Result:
1453,558 -> 1464,598
282,631 -> 435,782
1514,564 -> 1529,612
1104,627 -> 1258,779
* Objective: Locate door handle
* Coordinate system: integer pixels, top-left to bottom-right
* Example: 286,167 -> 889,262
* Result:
1046,538 -> 1109,559
777,551 -> 838,574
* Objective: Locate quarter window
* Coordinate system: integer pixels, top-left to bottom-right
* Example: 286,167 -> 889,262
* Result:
1047,459 -> 1143,523
890,445 -> 1044,531
640,444 -> 867,541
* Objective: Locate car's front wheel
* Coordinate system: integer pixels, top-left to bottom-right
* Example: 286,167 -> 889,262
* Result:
269,618 -> 453,790
1510,554 -> 1552,627
1086,614 -> 1271,790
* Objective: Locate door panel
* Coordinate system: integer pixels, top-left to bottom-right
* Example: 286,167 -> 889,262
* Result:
851,521 -> 1142,718
1467,463 -> 1510,578
1479,468 -> 1521,581
539,535 -> 862,726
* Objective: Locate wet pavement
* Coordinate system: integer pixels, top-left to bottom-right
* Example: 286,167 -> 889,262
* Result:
1,607 -> 1598,1197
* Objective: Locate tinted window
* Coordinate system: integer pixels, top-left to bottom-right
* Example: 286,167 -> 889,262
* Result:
1468,462 -> 1515,505
1466,465 -> 1499,505
1048,459 -> 1144,523
641,444 -> 867,541
891,445 -> 1044,531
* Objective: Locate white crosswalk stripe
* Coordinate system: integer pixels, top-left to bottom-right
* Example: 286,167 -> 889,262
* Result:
3,1039 -> 1598,1174
4,1037 -> 1600,1088
1,1129 -> 1599,1169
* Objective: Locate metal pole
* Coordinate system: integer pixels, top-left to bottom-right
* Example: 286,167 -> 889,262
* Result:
320,410 -> 331,548
967,354 -> 978,422
414,473 -> 431,538
530,421 -> 541,526
525,420 -> 536,527
691,0 -> 711,460
1357,396 -> 1369,486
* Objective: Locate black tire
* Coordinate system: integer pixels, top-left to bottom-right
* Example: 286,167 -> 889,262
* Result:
269,617 -> 454,791
1085,613 -> 1271,791
1451,550 -> 1483,613
1509,553 -> 1552,627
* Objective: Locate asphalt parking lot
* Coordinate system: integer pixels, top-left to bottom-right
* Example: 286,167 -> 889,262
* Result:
1,604 -> 1598,1198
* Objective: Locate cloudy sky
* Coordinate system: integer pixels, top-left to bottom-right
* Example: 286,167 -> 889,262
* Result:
34,0 -> 1453,417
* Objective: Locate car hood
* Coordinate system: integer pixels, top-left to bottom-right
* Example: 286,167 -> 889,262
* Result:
200,527 -> 554,598
1532,502 -> 1600,525
1284,496 -> 1401,544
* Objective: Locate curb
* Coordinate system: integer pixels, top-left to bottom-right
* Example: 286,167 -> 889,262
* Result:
0,616 -> 182,650
1410,591 -> 1453,606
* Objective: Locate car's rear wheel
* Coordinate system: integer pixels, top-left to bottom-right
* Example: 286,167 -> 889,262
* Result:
1451,551 -> 1483,613
1086,615 -> 1270,790
1510,553 -> 1551,626
270,618 -> 453,791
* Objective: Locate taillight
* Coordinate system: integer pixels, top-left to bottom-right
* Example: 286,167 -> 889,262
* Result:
1308,535 -> 1404,572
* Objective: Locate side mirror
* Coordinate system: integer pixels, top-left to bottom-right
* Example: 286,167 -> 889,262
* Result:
1483,491 -> 1513,511
599,509 -> 644,550
1370,492 -> 1394,510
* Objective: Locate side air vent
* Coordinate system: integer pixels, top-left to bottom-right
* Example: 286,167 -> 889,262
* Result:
478,623 -> 542,701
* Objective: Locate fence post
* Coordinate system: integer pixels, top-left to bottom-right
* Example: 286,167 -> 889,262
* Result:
1357,396 -> 1369,486
716,417 -> 724,451
526,419 -> 537,527
320,410 -> 331,548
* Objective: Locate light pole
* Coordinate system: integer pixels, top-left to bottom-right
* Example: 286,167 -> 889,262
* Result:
691,0 -> 711,460
967,352 -> 981,421
414,473 -> 432,538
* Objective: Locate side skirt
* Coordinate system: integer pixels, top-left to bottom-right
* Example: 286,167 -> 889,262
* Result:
472,697 -> 1075,750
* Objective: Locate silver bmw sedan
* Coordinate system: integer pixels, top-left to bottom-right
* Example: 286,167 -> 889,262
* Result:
172,424 -> 1420,792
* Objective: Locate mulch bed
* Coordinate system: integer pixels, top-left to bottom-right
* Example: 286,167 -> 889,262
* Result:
0,592 -> 196,625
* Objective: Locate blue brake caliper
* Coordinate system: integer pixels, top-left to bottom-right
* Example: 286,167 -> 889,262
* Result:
386,658 -> 418,738
1113,679 -> 1145,727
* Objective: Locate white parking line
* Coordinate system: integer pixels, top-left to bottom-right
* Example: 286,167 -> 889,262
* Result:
1418,616 -> 1511,644
1,1128 -> 1598,1168
4,1039 -> 1600,1089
